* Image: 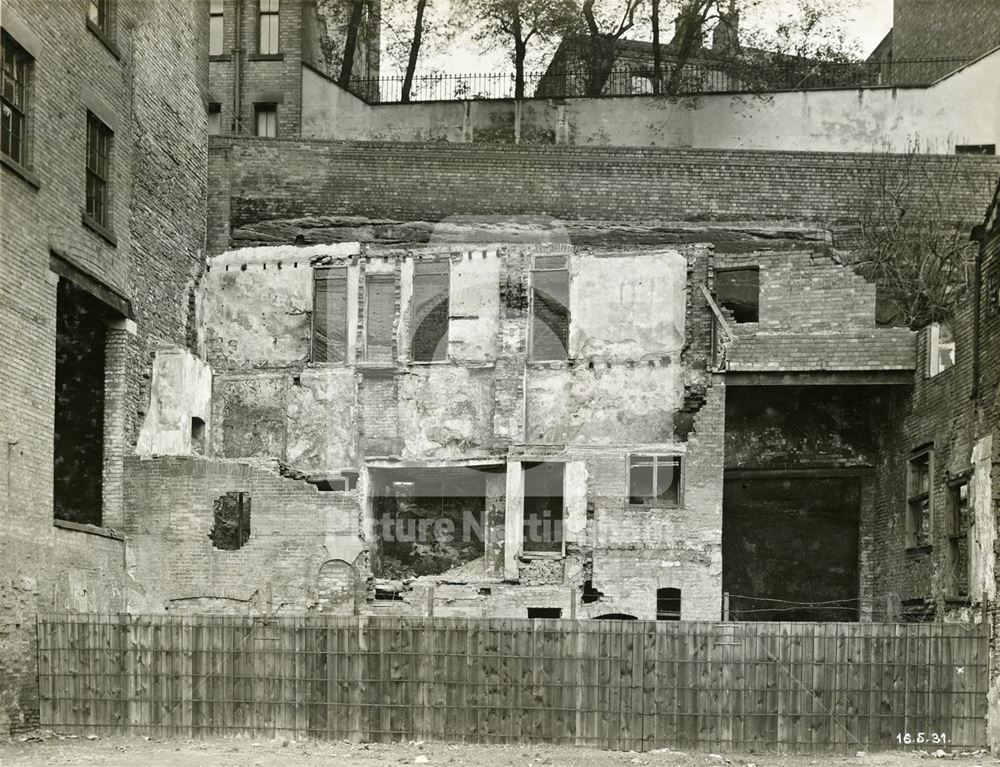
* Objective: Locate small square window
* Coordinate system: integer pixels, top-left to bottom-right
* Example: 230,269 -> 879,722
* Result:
209,0 -> 224,56
85,112 -> 113,229
254,103 -> 277,137
628,454 -> 681,506
207,102 -> 222,135
715,267 -> 759,323
1,32 -> 31,169
259,0 -> 280,55
927,321 -> 955,377
527,607 -> 561,619
906,450 -> 932,549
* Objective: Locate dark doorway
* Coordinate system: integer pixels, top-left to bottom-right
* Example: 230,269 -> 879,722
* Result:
723,475 -> 860,621
54,278 -> 112,526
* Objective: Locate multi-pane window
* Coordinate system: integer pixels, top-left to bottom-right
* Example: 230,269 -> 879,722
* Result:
530,254 -> 569,361
209,0 -> 224,56
254,103 -> 277,137
259,0 -> 279,54
411,260 -> 449,362
947,481 -> 970,599
928,321 -> 956,376
88,0 -> 110,34
1,33 -> 29,167
628,454 -> 682,506
906,450 -> 932,549
85,113 -> 112,228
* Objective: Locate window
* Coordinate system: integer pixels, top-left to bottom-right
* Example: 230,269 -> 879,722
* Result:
928,321 -> 955,376
628,454 -> 682,506
715,267 -> 759,323
258,0 -> 279,54
85,112 -> 112,229
523,462 -> 564,554
254,103 -> 277,137
88,0 -> 110,34
207,102 -> 222,135
209,0 -> 224,56
527,607 -> 561,619
411,260 -> 449,362
1,32 -> 29,167
656,587 -> 681,620
530,255 -> 569,361
955,144 -> 995,155
191,417 -> 206,455
364,274 -> 395,363
906,450 -> 932,549
312,267 -> 349,363
947,481 -> 970,599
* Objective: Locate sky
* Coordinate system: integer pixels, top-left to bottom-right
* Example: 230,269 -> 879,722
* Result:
382,0 -> 896,77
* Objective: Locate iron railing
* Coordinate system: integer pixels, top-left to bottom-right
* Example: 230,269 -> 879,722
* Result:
347,57 -> 972,104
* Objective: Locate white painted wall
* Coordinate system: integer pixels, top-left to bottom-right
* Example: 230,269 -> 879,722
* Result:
301,49 -> 1000,153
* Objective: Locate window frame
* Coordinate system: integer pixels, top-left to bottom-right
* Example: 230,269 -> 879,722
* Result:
627,453 -> 683,508
258,0 -> 280,55
656,587 -> 681,621
209,0 -> 225,57
410,258 -> 451,363
905,448 -> 933,550
88,0 -> 110,33
311,265 -> 349,364
927,320 -> 956,377
1,31 -> 30,171
207,102 -> 222,135
85,111 -> 113,232
254,102 -> 277,137
363,272 -> 396,363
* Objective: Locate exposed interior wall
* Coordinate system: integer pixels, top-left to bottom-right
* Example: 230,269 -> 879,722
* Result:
301,51 -> 1000,153
136,348 -> 213,457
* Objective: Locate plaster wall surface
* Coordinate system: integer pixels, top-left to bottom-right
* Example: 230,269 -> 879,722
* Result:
136,349 -> 213,456
301,51 -> 1000,153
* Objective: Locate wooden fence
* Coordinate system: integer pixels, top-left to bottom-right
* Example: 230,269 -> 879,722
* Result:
37,614 -> 989,753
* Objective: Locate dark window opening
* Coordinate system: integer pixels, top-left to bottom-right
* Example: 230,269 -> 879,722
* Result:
581,579 -> 604,604
1,32 -> 30,167
628,454 -> 681,506
594,613 -> 637,620
955,144 -> 995,155
312,477 -> 347,492
656,587 -> 681,620
191,417 -> 206,455
209,491 -> 251,550
364,274 -> 395,363
715,267 -> 759,323
374,586 -> 403,601
523,462 -> 564,553
312,267 -> 348,363
254,103 -> 277,137
207,102 -> 222,135
258,0 -> 279,54
411,260 -> 449,362
947,481 -> 970,599
54,278 -> 112,526
527,607 -> 561,619
209,0 -> 224,56
530,255 -> 569,361
907,450 -> 932,549
85,112 -> 112,228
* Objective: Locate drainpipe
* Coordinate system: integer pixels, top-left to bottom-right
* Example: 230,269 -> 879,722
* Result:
232,0 -> 243,134
969,222 -> 986,401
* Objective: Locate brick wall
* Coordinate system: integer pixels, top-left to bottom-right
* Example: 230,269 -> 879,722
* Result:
209,139 -> 1000,250
123,456 -> 367,613
0,0 -> 208,734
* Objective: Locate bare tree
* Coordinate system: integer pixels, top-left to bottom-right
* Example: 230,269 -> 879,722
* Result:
339,0 -> 367,87
401,0 -> 428,102
579,0 -> 644,95
463,0 -> 580,98
841,146 -> 982,329
378,0 -> 453,101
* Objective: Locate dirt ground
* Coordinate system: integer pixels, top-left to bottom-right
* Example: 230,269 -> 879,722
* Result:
0,733 -> 995,767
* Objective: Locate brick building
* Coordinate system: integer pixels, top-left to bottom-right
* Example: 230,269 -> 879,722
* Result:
0,0 -> 209,734
207,0 -> 380,139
